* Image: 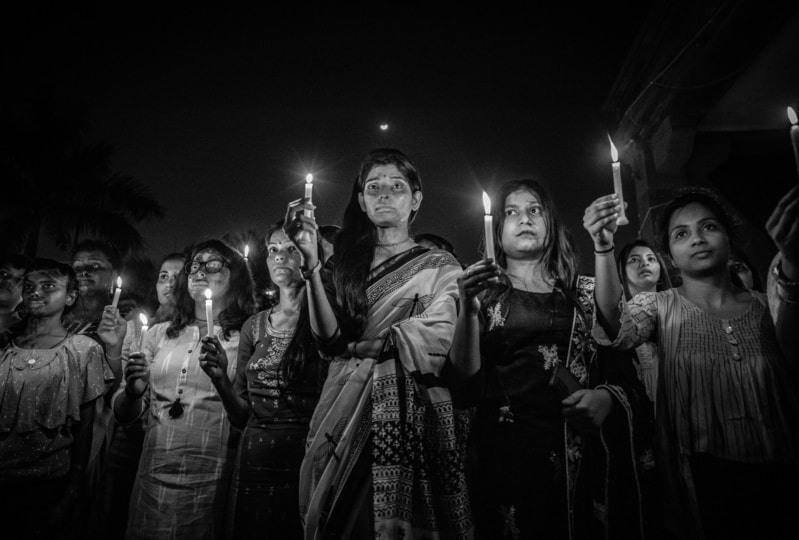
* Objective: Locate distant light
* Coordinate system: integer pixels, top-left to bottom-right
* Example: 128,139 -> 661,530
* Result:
379,124 -> 389,131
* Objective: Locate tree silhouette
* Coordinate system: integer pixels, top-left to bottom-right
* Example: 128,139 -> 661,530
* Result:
0,97 -> 164,257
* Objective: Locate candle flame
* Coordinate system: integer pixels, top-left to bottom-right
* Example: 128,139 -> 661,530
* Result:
788,106 -> 798,126
482,192 -> 492,215
204,288 -> 212,300
305,173 -> 314,184
244,244 -> 249,258
139,312 -> 148,326
116,276 -> 122,288
608,134 -> 619,162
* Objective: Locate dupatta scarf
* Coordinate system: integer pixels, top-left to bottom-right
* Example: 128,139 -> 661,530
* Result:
299,247 -> 473,540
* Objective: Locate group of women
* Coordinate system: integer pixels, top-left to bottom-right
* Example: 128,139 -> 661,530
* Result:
1,146 -> 797,540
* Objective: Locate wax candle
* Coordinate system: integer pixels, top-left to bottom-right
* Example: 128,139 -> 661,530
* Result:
110,277 -> 122,309
138,312 -> 148,351
482,192 -> 496,261
243,244 -> 249,264
608,135 -> 629,226
304,173 -> 314,217
788,107 -> 799,179
204,289 -> 214,337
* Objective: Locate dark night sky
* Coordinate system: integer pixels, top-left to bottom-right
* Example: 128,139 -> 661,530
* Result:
6,3 -> 654,269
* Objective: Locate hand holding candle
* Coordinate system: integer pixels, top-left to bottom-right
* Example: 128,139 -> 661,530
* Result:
110,277 -> 123,310
608,135 -> 629,226
788,107 -> 799,180
204,289 -> 214,338
482,191 -> 496,261
138,312 -> 148,352
304,173 -> 314,217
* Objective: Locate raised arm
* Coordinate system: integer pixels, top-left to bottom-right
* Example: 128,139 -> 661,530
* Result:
449,259 -> 499,378
766,185 -> 799,362
583,194 -> 624,339
283,199 -> 340,343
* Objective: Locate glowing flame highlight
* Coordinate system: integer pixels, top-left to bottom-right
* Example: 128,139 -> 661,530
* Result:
482,192 -> 492,215
788,106 -> 797,126
608,134 -> 619,162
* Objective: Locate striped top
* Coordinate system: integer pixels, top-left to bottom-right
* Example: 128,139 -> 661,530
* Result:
594,289 -> 799,464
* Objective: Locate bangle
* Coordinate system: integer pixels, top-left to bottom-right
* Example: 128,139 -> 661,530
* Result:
105,352 -> 122,361
594,245 -> 615,255
301,260 -> 322,280
772,259 -> 798,288
349,341 -> 359,358
125,384 -> 148,399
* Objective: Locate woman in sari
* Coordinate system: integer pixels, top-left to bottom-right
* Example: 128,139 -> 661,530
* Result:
285,148 -> 472,539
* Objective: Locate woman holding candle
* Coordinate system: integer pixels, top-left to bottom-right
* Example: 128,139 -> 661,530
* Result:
0,259 -> 109,539
583,186 -> 799,539
90,252 -> 185,540
112,239 -> 255,540
448,178 -> 652,539
616,239 -> 673,402
199,221 -> 327,539
285,148 -> 471,538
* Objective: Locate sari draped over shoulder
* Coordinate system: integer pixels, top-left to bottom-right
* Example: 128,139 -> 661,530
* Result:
299,247 -> 473,540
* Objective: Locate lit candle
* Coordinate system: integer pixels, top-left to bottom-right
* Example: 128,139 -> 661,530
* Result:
304,173 -> 314,217
204,289 -> 214,338
608,134 -> 629,226
788,107 -> 799,179
243,244 -> 250,264
138,312 -> 148,351
482,192 -> 496,261
110,276 -> 123,309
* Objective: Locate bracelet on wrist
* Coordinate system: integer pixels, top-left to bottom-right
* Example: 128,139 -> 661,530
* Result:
125,384 -> 148,399
105,352 -> 122,361
773,259 -> 798,288
594,244 -> 615,255
301,260 -> 322,281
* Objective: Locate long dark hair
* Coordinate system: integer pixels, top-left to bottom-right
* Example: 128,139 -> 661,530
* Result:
492,178 -> 577,288
333,148 -> 423,338
149,252 -> 186,324
481,178 -> 581,324
264,221 -> 322,383
616,239 -> 673,300
167,239 -> 255,339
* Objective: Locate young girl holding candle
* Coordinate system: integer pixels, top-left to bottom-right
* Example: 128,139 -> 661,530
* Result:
199,222 -> 327,539
0,259 -> 109,539
112,240 -> 255,540
447,178 -> 652,539
91,252 -> 185,540
583,186 -> 799,540
286,148 -> 471,539
616,239 -> 673,401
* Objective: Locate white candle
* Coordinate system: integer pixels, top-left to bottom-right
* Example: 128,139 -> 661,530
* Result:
204,289 -> 214,337
608,135 -> 629,226
110,276 -> 123,309
304,173 -> 314,217
138,312 -> 148,351
243,244 -> 250,264
788,107 -> 799,179
482,192 -> 496,261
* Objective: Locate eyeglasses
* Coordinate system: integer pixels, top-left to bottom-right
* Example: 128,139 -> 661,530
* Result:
0,270 -> 23,286
185,259 -> 228,275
